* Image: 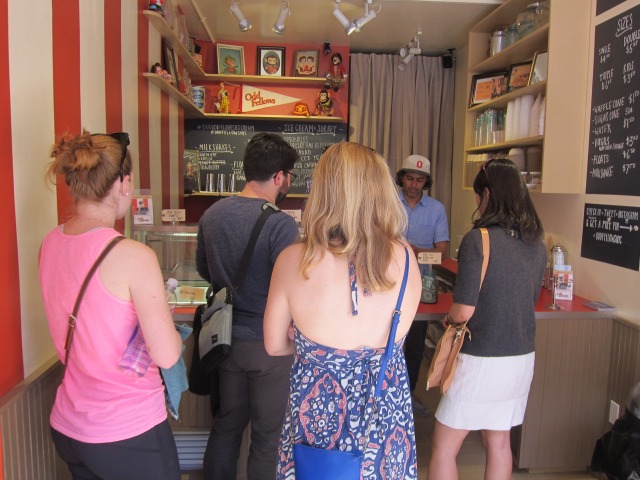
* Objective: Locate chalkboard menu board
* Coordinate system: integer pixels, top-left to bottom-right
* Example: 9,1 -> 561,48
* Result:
184,119 -> 348,195
581,203 -> 640,270
596,0 -> 627,16
586,3 -> 640,196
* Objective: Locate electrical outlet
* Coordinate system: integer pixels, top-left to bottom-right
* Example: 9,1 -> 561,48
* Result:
609,400 -> 620,424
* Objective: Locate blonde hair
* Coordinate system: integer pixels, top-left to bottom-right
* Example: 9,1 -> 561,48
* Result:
47,130 -> 131,202
301,142 -> 408,291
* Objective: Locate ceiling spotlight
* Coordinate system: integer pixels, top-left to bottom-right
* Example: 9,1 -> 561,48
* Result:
398,30 -> 422,70
230,0 -> 251,32
353,1 -> 379,32
397,55 -> 413,71
333,1 -> 357,35
272,0 -> 289,35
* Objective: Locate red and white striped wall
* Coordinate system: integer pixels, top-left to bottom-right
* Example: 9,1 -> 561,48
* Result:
1,0 -> 183,399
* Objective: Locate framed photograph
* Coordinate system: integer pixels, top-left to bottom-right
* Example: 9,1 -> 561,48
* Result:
217,44 -> 245,75
293,50 -> 319,77
529,51 -> 549,85
469,71 -> 508,107
507,61 -> 534,91
183,149 -> 200,193
257,46 -> 285,76
162,39 -> 178,87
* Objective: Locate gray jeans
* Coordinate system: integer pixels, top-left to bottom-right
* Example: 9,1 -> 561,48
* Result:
203,341 -> 293,480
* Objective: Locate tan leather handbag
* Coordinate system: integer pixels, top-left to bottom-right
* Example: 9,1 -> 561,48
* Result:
426,228 -> 489,395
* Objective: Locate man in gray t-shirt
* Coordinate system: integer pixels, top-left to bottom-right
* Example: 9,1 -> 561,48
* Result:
196,133 -> 299,480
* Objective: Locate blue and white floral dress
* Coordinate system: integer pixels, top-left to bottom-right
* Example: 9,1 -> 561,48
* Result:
276,263 -> 417,479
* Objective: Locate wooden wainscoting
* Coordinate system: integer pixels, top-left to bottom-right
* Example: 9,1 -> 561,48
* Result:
0,357 -> 70,480
514,316 -> 613,472
606,318 -> 640,417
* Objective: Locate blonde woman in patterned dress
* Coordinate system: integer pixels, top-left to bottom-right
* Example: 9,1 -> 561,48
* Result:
264,142 -> 422,479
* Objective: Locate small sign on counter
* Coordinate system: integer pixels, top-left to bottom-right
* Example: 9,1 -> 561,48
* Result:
162,209 -> 186,223
418,252 -> 442,265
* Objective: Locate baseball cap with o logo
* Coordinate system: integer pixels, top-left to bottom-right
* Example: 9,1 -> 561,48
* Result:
401,155 -> 431,175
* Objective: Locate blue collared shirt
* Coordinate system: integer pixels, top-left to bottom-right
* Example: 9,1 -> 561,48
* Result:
399,191 -> 449,248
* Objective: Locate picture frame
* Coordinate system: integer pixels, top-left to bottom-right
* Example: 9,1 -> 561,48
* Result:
529,51 -> 549,85
469,71 -> 508,107
183,149 -> 200,194
162,39 -> 178,87
216,43 -> 245,75
293,50 -> 319,77
132,196 -> 153,225
257,46 -> 285,77
507,61 -> 534,91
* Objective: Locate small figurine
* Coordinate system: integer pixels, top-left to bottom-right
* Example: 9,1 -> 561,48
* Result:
314,89 -> 334,117
151,62 -> 172,83
149,0 -> 164,12
325,53 -> 347,92
292,102 -> 310,117
215,82 -> 230,114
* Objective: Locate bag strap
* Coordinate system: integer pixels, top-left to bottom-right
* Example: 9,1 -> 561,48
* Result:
233,202 -> 280,293
64,236 -> 125,366
374,247 -> 410,398
479,227 -> 490,288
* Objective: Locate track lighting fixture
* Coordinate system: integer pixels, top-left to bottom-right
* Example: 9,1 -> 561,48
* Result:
333,1 -> 357,35
353,1 -> 378,32
398,30 -> 422,71
230,0 -> 251,32
332,0 -> 379,35
272,0 -> 289,35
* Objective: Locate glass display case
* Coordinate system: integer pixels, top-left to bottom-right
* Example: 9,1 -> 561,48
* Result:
131,224 -> 208,306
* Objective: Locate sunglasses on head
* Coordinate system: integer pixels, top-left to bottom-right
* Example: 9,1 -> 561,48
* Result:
92,132 -> 130,181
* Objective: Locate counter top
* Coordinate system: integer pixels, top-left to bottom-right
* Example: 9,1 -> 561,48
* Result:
415,289 -> 616,321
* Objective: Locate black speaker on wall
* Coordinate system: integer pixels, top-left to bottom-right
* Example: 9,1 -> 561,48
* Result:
442,55 -> 453,69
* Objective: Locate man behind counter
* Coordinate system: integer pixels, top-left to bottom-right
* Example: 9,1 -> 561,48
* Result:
196,133 -> 300,480
396,154 -> 449,416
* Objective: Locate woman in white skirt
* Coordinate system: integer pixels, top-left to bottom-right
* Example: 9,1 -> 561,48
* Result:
428,158 -> 547,480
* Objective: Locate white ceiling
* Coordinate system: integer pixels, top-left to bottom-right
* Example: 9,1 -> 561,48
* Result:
177,0 -> 504,56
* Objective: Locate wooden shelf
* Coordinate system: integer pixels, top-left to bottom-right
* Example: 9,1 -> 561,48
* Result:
143,10 -> 206,81
470,25 -> 549,74
144,73 -> 204,117
202,73 -> 327,86
469,81 -> 547,112
465,135 -> 544,153
145,73 -> 345,122
201,113 -> 344,122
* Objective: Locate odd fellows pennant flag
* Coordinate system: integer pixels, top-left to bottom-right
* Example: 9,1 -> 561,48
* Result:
241,85 -> 301,112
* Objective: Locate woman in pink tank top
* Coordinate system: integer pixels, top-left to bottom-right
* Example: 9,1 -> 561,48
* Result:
39,131 -> 182,480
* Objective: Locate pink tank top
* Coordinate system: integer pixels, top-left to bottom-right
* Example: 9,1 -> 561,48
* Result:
39,226 -> 167,443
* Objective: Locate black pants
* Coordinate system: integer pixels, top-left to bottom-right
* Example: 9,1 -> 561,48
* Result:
203,341 -> 293,480
51,420 -> 180,480
404,321 -> 429,392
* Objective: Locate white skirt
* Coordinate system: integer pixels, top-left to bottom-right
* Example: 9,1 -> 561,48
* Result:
435,352 -> 535,431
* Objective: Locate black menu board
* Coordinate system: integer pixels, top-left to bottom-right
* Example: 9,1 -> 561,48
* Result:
581,203 -> 640,270
597,0 -> 627,16
184,119 -> 348,195
586,3 -> 640,196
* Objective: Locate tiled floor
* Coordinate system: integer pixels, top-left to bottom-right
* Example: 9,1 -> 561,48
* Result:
413,366 -> 599,480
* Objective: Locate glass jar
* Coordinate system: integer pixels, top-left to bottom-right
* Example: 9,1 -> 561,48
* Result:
536,0 -> 550,26
505,23 -> 520,48
516,2 -> 540,38
490,26 -> 507,56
